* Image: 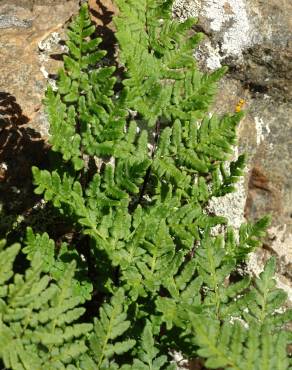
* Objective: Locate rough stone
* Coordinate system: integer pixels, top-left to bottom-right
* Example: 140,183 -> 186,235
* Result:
0,0 -> 79,134
173,0 -> 292,300
0,0 -> 79,220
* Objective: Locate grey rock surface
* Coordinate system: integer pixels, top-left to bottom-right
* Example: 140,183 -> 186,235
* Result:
0,14 -> 32,29
173,0 -> 292,301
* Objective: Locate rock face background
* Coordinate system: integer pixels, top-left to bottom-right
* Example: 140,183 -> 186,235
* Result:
173,0 -> 292,301
0,0 -> 80,218
0,0 -> 291,299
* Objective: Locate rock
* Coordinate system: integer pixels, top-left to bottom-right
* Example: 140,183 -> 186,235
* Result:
173,0 -> 292,299
0,0 -> 79,133
88,0 -> 118,27
0,14 -> 32,29
0,0 -> 79,221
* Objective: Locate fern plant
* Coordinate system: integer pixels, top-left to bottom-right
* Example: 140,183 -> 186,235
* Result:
1,1 -> 291,369
0,239 -> 92,370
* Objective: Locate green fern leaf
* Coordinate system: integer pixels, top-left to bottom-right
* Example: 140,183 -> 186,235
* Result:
236,257 -> 291,328
0,241 -> 92,369
189,313 -> 290,370
126,320 -> 176,370
83,289 -> 135,369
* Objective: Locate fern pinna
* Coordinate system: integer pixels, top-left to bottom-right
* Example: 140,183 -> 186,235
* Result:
0,1 -> 290,369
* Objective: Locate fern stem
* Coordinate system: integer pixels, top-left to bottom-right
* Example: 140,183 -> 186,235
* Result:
206,243 -> 221,318
97,303 -> 118,369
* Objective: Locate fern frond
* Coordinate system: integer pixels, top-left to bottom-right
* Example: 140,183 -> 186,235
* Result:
23,228 -> 93,301
189,313 -> 290,370
81,289 -> 135,370
0,240 -> 20,287
114,0 -> 223,126
63,3 -> 105,82
212,154 -> 247,196
238,215 -> 271,253
44,3 -> 130,169
24,2 -> 290,369
235,257 -> 291,328
121,320 -> 176,370
0,240 -> 92,369
44,87 -> 83,170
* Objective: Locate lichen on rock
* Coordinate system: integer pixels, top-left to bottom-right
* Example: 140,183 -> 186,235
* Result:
173,0 -> 292,302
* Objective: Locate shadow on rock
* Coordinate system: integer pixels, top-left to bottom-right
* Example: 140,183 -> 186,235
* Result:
0,91 -> 49,235
89,0 -> 117,58
47,1 -> 121,81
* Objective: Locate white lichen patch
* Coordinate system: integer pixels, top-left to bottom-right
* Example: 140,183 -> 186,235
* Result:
176,0 -> 256,58
205,43 -> 222,69
202,0 -> 253,57
254,116 -> 270,146
172,0 -> 201,20
38,32 -> 64,92
202,0 -> 227,32
40,65 -> 49,79
40,65 -> 57,91
254,116 -> 264,146
38,32 -> 61,52
195,41 -> 222,70
207,176 -> 246,230
174,0 -> 256,67
39,53 -> 49,63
